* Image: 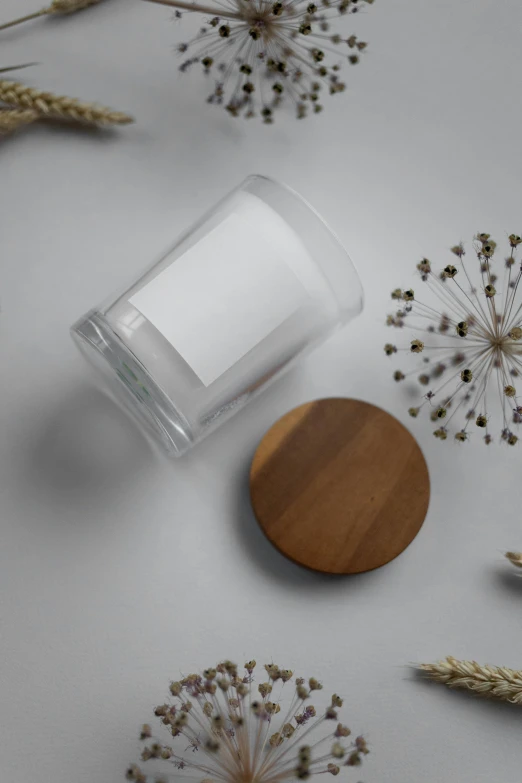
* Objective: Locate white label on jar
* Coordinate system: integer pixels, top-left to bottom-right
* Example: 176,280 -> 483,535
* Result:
129,193 -> 312,386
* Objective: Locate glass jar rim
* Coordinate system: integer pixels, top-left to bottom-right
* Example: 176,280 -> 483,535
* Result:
242,173 -> 365,321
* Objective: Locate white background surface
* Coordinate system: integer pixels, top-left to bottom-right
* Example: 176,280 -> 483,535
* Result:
1,1 -> 522,781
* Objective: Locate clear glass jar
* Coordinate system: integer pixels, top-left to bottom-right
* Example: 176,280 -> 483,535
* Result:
71,175 -> 364,457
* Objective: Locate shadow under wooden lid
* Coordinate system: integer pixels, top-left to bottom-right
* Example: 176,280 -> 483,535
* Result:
250,398 -> 430,575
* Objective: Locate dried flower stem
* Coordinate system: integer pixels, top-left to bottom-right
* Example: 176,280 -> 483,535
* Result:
418,656 -> 522,704
0,0 -> 102,32
0,63 -> 38,75
0,10 -> 48,32
505,551 -> 522,569
0,79 -> 133,125
0,108 -> 38,134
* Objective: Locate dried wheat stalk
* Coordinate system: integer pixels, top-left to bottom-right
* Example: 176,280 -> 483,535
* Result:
0,108 -> 38,134
0,0 -> 103,32
505,551 -> 522,569
418,656 -> 522,704
0,79 -> 133,126
48,0 -> 102,12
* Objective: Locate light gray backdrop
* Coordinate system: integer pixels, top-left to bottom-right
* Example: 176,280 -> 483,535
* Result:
1,0 -> 521,780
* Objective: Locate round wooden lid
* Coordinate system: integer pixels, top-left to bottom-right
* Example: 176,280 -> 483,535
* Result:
250,399 -> 430,574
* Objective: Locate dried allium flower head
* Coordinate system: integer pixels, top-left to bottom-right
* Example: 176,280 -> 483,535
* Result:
385,234 -> 522,445
146,0 -> 373,122
127,660 -> 369,783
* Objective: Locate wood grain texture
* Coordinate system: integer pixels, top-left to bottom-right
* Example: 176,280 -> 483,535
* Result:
250,398 -> 430,574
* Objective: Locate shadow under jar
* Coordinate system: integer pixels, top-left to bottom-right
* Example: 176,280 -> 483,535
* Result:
71,175 -> 364,457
